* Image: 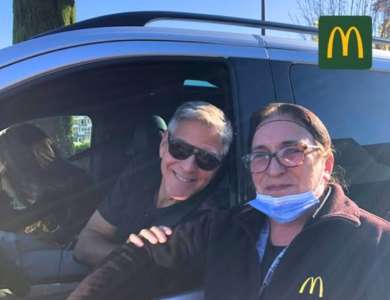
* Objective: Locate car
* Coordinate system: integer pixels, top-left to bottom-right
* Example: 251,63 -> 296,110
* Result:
1,10 -> 390,300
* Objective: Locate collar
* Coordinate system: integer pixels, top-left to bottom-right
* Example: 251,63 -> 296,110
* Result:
311,183 -> 361,226
234,183 -> 361,240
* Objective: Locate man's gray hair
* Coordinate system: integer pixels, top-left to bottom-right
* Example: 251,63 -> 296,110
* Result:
168,101 -> 233,157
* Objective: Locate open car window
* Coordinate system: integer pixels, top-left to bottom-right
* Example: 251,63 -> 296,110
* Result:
0,57 -> 236,299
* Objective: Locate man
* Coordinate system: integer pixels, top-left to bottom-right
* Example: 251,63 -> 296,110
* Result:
74,101 -> 233,266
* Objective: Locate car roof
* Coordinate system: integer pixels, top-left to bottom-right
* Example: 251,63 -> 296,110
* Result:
1,10 -> 390,69
0,11 -> 315,68
0,26 -> 266,68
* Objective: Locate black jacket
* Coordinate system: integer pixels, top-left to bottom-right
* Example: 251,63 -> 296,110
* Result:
68,184 -> 390,300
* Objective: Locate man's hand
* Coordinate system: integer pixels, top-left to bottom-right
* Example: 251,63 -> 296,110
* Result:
127,226 -> 172,247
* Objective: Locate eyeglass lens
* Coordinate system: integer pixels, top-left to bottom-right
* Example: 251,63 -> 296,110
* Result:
248,146 -> 305,173
168,137 -> 220,171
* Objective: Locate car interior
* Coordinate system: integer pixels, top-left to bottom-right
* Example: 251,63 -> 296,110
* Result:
0,58 -> 235,299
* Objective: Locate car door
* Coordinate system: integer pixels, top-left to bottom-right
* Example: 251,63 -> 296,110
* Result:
0,27 -> 274,299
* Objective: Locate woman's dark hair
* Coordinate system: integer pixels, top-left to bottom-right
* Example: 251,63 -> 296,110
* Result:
249,102 -> 345,186
249,102 -> 332,151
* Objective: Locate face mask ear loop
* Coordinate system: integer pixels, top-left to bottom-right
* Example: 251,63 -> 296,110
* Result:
312,186 -> 332,219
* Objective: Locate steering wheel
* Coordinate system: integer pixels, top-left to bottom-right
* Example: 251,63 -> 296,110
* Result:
0,248 -> 30,296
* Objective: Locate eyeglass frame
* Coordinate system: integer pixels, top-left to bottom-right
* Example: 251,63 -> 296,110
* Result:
241,143 -> 323,174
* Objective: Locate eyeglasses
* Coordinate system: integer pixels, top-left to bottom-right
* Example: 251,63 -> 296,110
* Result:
242,143 -> 322,173
167,134 -> 222,171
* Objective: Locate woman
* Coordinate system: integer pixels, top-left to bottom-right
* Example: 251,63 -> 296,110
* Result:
67,103 -> 390,300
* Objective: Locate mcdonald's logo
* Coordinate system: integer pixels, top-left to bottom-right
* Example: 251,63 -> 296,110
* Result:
298,276 -> 324,298
327,26 -> 364,59
319,16 -> 372,69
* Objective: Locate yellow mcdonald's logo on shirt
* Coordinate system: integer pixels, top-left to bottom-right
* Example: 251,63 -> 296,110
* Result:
327,26 -> 364,59
298,276 -> 324,298
319,16 -> 372,69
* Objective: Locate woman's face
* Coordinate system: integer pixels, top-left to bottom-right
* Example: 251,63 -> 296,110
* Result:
250,115 -> 334,197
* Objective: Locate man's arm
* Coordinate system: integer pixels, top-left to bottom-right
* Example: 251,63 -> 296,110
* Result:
67,211 -> 215,300
74,211 -> 118,266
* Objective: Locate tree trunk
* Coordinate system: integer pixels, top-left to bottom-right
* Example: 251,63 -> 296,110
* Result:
13,0 -> 75,43
13,0 -> 76,157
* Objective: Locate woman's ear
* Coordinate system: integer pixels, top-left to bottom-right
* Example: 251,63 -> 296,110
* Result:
323,152 -> 335,181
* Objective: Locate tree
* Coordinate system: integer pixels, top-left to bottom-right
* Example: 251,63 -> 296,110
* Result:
13,0 -> 75,43
293,0 -> 390,44
13,0 -> 76,157
373,0 -> 390,38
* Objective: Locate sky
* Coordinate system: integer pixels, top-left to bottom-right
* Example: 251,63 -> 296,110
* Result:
0,0 -> 301,49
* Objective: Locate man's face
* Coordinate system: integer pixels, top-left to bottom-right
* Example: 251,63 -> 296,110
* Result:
159,119 -> 224,202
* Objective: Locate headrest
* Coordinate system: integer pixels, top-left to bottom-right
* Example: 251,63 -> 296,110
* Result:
126,115 -> 167,158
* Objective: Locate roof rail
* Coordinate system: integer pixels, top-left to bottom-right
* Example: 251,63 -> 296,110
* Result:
34,11 -> 390,46
34,11 -> 318,37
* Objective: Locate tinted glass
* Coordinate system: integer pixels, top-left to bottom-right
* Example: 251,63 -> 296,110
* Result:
292,65 -> 390,144
291,64 -> 390,219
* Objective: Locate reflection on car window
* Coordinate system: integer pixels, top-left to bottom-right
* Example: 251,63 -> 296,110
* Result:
292,64 -> 390,219
291,65 -> 390,144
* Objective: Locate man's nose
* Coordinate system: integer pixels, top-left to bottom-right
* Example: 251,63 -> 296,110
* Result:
180,155 -> 198,172
266,156 -> 286,176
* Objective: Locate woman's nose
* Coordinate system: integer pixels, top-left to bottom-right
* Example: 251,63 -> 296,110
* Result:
266,156 -> 286,176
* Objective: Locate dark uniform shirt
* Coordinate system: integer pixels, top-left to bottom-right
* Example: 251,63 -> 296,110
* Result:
98,159 -> 217,242
97,159 -> 220,297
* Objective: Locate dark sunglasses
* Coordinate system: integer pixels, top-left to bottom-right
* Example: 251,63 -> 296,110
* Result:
167,134 -> 222,171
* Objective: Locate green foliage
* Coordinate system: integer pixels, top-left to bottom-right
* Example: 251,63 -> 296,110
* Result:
70,116 -> 92,155
73,141 -> 90,154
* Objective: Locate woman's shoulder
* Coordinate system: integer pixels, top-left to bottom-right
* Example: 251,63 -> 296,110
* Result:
359,207 -> 390,233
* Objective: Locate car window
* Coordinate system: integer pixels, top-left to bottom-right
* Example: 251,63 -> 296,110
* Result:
0,58 -> 235,279
71,116 -> 92,154
291,64 -> 390,219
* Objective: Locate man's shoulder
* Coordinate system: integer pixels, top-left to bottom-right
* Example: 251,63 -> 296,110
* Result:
110,158 -> 161,202
118,158 -> 161,187
97,159 -> 161,226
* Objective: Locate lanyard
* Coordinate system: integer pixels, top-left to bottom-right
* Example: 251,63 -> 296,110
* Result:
256,221 -> 287,296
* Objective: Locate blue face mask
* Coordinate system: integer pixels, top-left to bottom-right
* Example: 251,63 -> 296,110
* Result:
248,191 -> 320,224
